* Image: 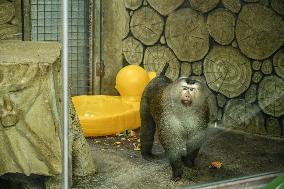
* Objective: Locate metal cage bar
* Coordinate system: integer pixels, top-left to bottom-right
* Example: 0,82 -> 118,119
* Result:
30,0 -> 90,96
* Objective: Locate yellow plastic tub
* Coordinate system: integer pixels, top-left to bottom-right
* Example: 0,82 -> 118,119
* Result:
72,65 -> 156,137
72,95 -> 141,137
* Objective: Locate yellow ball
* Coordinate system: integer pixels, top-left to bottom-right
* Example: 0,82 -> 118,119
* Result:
115,65 -> 153,98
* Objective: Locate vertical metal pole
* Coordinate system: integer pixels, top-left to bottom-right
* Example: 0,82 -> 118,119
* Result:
62,0 -> 69,188
99,0 -> 103,94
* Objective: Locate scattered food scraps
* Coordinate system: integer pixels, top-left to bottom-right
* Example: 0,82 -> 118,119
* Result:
123,129 -> 132,138
131,130 -> 138,138
209,161 -> 223,169
114,141 -> 122,145
133,143 -> 141,151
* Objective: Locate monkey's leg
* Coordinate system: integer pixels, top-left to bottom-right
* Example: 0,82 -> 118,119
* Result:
184,132 -> 206,167
160,125 -> 186,181
168,152 -> 184,181
140,99 -> 156,160
182,148 -> 200,167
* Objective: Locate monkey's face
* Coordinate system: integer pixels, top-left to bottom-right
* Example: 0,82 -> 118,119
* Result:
177,78 -> 204,107
181,87 -> 192,105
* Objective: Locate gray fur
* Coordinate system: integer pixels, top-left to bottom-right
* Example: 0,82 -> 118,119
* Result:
140,74 -> 212,181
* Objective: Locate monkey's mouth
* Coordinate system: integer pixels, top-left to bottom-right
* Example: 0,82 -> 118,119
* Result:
181,99 -> 192,106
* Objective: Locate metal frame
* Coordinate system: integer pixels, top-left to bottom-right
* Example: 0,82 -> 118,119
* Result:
29,0 -> 90,96
19,1 -> 69,187
187,171 -> 282,189
62,0 -> 69,187
88,0 -> 95,94
89,0 -> 102,95
24,0 -> 98,95
22,0 -> 32,40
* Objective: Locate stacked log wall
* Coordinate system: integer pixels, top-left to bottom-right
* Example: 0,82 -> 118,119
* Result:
114,0 -> 284,136
0,0 -> 23,40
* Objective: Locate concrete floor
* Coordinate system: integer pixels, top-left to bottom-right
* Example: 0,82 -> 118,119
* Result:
72,136 -> 200,189
72,127 -> 284,189
1,127 -> 283,189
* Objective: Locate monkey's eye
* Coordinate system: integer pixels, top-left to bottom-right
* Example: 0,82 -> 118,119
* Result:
189,87 -> 194,91
182,86 -> 189,90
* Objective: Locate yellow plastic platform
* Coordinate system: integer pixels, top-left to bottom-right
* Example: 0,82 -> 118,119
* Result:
72,65 -> 156,137
72,95 -> 140,137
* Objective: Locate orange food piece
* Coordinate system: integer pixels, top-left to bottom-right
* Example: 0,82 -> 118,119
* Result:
209,161 -> 223,169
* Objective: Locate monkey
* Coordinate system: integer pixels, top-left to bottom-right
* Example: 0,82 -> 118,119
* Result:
140,63 -> 215,181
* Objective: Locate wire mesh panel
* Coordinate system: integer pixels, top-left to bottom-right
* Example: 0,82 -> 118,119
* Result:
31,0 -> 90,96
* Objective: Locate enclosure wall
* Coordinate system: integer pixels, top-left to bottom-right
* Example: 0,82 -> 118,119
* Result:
100,0 -> 284,137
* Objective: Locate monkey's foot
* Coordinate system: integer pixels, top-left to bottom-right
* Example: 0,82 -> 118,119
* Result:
182,158 -> 194,168
171,175 -> 182,182
171,168 -> 183,182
